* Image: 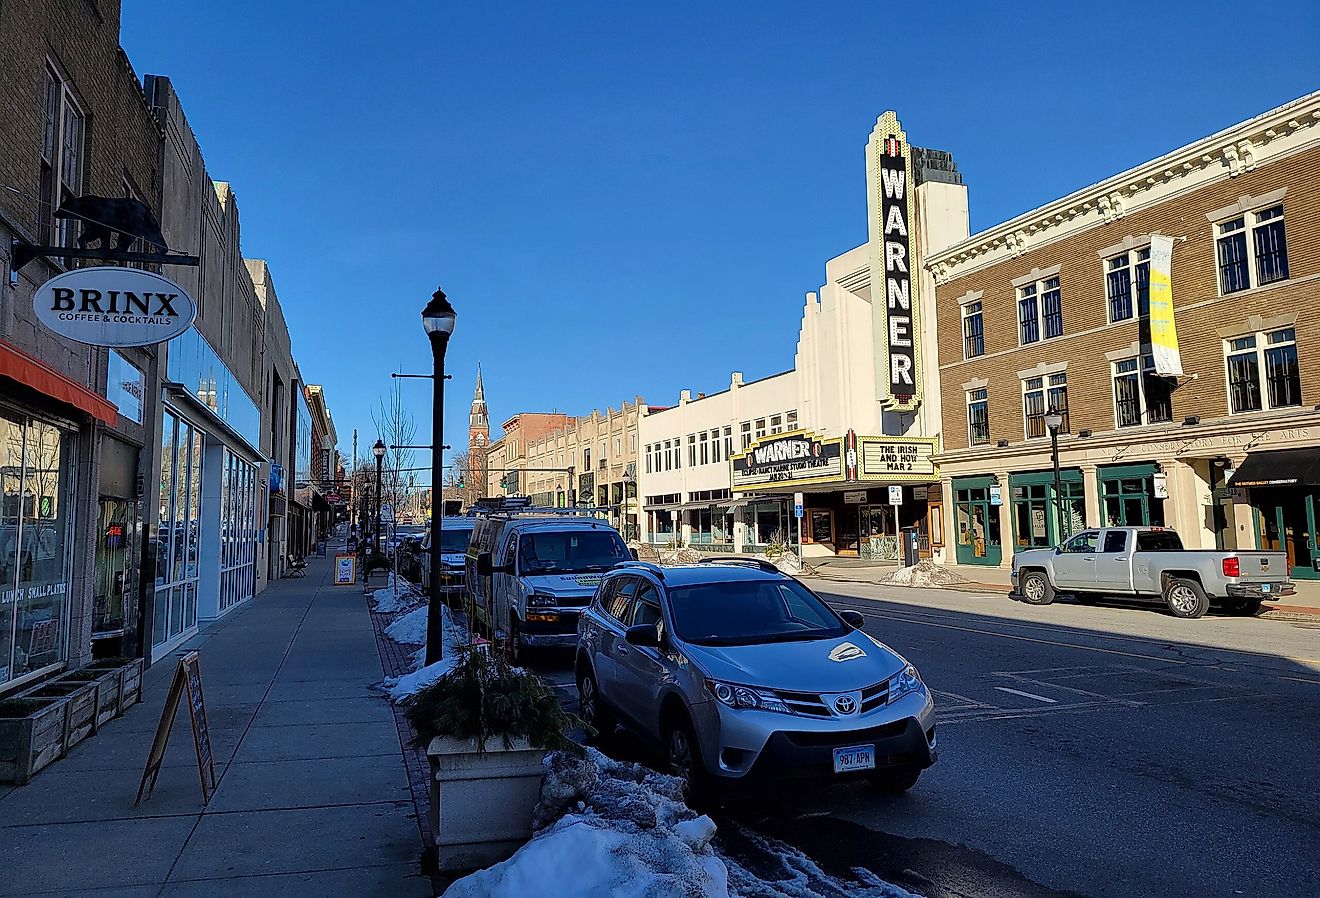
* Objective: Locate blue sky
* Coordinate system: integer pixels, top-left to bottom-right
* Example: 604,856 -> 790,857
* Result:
121,1 -> 1319,479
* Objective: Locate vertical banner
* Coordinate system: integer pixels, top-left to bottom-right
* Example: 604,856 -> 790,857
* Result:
1148,234 -> 1183,376
867,111 -> 921,412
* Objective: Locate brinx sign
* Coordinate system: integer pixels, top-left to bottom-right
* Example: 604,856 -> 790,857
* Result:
34,266 -> 197,347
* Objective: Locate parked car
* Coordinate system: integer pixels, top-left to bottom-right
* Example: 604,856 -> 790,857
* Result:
470,513 -> 630,662
1011,526 -> 1293,618
575,557 -> 937,799
418,516 -> 477,602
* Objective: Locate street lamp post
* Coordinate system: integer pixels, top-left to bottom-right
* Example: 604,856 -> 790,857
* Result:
372,439 -> 385,558
1045,409 -> 1065,544
422,288 -> 457,665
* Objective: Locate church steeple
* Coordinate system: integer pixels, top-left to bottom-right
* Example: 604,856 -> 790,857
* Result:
469,364 -> 489,449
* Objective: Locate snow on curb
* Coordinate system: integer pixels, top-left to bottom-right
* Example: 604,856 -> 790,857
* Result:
378,604 -> 469,700
369,573 -> 422,613
384,606 -> 428,646
878,559 -> 971,588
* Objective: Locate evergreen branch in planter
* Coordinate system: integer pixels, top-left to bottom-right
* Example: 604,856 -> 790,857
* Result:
403,648 -> 586,755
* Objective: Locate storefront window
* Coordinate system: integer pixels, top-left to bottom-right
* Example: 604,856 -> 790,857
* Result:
154,410 -> 203,649
1011,474 -> 1086,548
220,450 -> 257,612
1,411 -> 75,687
1100,467 -> 1165,527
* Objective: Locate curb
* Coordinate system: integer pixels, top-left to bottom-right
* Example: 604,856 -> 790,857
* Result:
803,574 -> 1011,595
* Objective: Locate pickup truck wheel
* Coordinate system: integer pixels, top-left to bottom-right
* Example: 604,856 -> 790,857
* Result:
1020,570 -> 1056,606
1224,597 -> 1263,616
1164,578 -> 1209,619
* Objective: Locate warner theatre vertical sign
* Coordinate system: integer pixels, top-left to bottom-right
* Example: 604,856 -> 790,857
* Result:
868,112 -> 921,412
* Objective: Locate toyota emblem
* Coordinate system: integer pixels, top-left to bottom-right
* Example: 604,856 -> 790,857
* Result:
834,695 -> 857,715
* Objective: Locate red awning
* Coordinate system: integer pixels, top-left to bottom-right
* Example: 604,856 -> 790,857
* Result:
0,340 -> 118,426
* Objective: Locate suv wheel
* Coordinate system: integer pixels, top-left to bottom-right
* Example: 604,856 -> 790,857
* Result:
663,714 -> 708,803
577,667 -> 614,742
1164,577 -> 1210,619
1020,570 -> 1056,606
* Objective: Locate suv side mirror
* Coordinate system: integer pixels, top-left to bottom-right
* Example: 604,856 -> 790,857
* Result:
476,552 -> 494,577
840,609 -> 865,629
625,623 -> 660,647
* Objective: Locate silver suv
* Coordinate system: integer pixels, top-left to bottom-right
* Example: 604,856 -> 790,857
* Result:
575,558 -> 937,797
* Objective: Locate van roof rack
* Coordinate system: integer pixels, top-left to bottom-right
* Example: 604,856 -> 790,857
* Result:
612,560 -> 665,580
697,556 -> 782,574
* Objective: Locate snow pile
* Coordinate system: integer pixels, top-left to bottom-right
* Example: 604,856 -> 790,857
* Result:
879,560 -> 971,588
378,604 -> 468,701
442,749 -> 921,898
369,573 -> 422,613
443,748 -> 726,898
384,605 -> 428,646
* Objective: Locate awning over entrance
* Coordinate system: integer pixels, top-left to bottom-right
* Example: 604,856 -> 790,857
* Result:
311,491 -> 333,512
0,340 -> 117,425
1228,449 -> 1320,488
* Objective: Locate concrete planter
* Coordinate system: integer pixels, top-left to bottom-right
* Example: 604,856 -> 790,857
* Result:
0,696 -> 69,785
24,681 -> 98,752
426,736 -> 546,871
60,668 -> 120,730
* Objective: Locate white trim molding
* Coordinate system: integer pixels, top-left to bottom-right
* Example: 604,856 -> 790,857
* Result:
962,376 -> 989,392
1017,360 -> 1068,380
957,289 -> 983,306
1097,232 -> 1157,259
1205,186 -> 1288,222
1010,264 -> 1061,289
1216,312 -> 1298,339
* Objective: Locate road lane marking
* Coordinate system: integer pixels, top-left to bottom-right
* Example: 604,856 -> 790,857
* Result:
993,686 -> 1058,703
823,591 -> 1320,669
1278,675 -> 1320,686
826,602 -> 1186,663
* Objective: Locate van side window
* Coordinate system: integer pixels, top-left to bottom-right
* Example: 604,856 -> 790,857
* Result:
501,535 -> 517,571
1102,531 -> 1128,553
606,577 -> 637,622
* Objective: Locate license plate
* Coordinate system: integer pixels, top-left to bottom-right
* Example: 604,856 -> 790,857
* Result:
1262,583 -> 1272,593
832,744 -> 876,773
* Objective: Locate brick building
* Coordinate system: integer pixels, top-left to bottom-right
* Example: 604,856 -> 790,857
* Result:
927,92 -> 1320,576
0,0 -> 164,689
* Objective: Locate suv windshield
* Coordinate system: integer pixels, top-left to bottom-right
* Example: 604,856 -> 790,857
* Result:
518,529 -> 629,575
668,578 -> 847,646
437,528 -> 472,552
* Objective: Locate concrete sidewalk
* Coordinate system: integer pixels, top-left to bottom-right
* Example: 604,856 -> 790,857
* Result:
0,546 -> 432,897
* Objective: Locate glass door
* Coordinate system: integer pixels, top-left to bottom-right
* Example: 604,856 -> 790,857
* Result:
93,498 -> 139,639
1256,488 -> 1317,580
954,483 -> 1002,566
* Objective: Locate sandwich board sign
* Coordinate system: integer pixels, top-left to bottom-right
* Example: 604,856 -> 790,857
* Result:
335,552 -> 356,585
135,652 -> 215,806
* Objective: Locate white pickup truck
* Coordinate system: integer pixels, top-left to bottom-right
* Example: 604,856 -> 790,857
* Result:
1011,527 -> 1294,619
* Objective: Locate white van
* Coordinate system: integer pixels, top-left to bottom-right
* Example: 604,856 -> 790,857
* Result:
468,513 -> 631,661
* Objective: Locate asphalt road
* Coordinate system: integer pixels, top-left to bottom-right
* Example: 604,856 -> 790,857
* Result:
771,581 -> 1320,898
541,584 -> 1320,897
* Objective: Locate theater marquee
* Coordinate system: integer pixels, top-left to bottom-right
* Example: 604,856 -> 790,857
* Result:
732,430 -> 843,491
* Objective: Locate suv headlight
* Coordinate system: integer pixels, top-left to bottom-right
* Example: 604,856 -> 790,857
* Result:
705,678 -> 792,715
887,665 -> 924,704
527,592 -> 557,608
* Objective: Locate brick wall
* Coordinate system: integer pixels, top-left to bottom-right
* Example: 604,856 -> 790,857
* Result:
936,145 -> 1320,452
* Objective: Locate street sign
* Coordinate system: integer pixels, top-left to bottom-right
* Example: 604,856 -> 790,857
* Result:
794,504 -> 804,518
793,492 -> 804,506
888,485 -> 903,505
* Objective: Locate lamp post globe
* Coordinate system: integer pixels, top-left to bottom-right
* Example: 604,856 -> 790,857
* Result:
423,288 -> 456,665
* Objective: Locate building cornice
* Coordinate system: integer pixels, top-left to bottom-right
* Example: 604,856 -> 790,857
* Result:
927,92 -> 1320,284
